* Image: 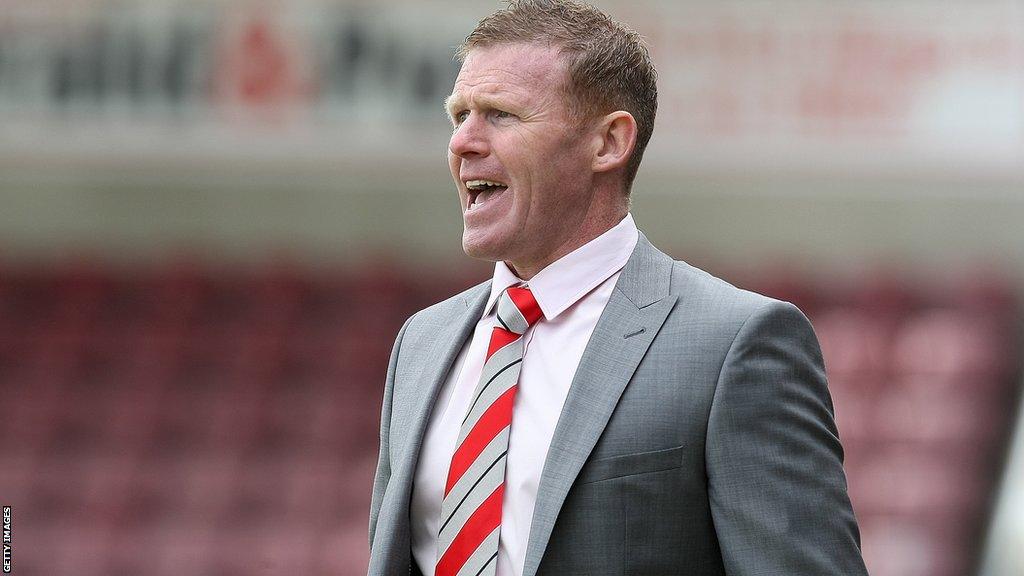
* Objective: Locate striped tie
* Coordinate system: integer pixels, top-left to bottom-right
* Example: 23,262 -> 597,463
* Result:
436,285 -> 543,576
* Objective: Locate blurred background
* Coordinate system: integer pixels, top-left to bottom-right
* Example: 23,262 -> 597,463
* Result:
0,0 -> 1022,574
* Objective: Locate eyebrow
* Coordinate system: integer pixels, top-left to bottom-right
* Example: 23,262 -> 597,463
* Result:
443,94 -> 460,118
443,90 -> 521,120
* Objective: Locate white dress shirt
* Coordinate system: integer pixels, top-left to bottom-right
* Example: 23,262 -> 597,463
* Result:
410,214 -> 640,576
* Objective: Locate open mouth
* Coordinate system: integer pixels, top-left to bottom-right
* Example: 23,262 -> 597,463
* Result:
465,179 -> 509,210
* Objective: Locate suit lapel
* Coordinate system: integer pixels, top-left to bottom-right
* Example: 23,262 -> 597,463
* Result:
522,235 -> 678,576
396,282 -> 491,474
377,282 -> 490,573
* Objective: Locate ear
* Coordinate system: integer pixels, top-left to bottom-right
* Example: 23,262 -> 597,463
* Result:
591,111 -> 637,174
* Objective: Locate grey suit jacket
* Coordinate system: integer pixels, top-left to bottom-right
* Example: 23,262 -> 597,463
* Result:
369,234 -> 868,576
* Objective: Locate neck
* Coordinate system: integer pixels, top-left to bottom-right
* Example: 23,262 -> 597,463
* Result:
506,205 -> 627,280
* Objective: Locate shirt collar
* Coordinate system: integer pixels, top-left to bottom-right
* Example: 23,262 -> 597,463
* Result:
483,213 -> 639,321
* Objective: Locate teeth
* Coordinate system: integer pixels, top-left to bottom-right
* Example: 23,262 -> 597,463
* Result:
466,179 -> 507,212
466,179 -> 507,190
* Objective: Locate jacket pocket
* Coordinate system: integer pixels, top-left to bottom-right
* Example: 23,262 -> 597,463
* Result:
576,444 -> 685,484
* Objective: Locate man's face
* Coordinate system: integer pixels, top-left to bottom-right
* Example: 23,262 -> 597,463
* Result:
446,43 -> 595,274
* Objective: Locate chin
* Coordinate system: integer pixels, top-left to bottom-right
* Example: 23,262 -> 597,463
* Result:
462,239 -> 498,262
462,232 -> 510,263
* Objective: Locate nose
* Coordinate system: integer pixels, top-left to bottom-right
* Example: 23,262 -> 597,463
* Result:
448,113 -> 489,159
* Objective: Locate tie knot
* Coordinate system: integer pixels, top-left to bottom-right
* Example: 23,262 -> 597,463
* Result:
495,285 -> 543,335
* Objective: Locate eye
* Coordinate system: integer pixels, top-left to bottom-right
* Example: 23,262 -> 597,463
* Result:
452,110 -> 469,125
493,110 -> 514,120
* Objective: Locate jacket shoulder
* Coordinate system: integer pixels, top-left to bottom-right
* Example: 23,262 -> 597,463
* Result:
667,258 -> 802,330
404,278 -> 491,331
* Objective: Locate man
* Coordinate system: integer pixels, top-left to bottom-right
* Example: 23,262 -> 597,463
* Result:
369,1 -> 868,575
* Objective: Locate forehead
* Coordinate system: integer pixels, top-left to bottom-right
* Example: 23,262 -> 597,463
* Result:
447,43 -> 569,110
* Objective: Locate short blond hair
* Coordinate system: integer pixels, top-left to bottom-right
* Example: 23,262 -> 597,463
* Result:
457,0 -> 658,194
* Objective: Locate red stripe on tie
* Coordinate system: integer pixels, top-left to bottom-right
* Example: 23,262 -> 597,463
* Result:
506,286 -> 543,326
435,483 -> 505,576
444,385 -> 517,496
486,327 -> 518,360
